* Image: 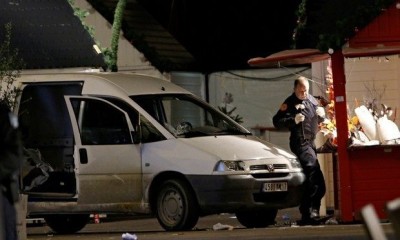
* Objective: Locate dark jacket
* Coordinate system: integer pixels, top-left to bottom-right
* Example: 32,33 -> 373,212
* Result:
0,102 -> 22,202
273,93 -> 323,143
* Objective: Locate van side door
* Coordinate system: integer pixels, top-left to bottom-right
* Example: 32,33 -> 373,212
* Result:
64,96 -> 142,206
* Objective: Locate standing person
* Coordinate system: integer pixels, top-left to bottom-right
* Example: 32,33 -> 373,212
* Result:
273,77 -> 326,225
0,101 -> 22,240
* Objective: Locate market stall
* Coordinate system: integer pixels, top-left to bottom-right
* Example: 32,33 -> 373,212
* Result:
248,3 -> 400,222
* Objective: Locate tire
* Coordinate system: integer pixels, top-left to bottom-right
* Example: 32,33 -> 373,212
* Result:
155,179 -> 199,231
44,214 -> 89,234
236,209 -> 278,228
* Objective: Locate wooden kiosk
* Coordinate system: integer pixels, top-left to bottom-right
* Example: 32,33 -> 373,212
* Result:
248,3 -> 400,222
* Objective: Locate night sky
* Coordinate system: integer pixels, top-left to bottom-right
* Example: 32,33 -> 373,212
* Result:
139,1 -> 302,72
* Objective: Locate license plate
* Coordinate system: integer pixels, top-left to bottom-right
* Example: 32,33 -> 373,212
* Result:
263,182 -> 288,192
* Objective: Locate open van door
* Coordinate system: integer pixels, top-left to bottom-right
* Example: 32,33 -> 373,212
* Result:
64,96 -> 142,207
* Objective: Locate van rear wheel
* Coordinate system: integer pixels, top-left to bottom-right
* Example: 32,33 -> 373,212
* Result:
44,214 -> 89,234
236,209 -> 278,228
156,179 -> 199,231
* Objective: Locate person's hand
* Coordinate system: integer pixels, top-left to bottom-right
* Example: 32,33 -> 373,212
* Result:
316,106 -> 325,118
295,113 -> 305,124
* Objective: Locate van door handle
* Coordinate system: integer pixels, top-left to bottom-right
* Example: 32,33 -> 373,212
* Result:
79,148 -> 88,164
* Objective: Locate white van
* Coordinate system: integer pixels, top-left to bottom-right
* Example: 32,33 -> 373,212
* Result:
17,72 -> 304,233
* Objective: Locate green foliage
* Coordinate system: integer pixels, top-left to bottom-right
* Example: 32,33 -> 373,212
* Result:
218,92 -> 243,124
218,105 -> 243,124
68,0 -> 95,37
0,23 -> 25,110
294,0 -> 396,51
68,0 -> 108,70
100,47 -> 113,70
86,0 -> 185,72
110,0 -> 127,72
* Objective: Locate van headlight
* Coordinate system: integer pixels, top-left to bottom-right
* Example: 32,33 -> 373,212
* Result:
288,158 -> 302,169
214,160 -> 245,172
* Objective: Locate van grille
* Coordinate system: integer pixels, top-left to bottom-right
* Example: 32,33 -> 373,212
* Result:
251,173 -> 290,179
250,164 -> 288,171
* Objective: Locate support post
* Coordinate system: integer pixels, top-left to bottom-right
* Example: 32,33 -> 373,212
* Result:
330,49 -> 353,222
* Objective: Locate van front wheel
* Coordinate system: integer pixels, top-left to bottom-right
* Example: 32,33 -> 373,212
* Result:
44,214 -> 89,234
156,179 -> 199,231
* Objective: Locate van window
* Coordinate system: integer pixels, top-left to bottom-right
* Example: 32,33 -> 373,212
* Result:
140,115 -> 165,143
71,99 -> 132,145
102,97 -> 166,143
131,94 -> 250,138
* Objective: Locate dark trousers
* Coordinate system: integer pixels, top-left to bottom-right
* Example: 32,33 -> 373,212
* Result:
290,139 -> 326,218
0,191 -> 17,240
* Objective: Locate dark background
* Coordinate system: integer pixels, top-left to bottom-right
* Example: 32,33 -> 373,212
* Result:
139,0 -> 302,71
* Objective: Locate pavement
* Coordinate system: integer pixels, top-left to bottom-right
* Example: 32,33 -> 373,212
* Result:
26,214 -> 397,240
26,207 -> 335,236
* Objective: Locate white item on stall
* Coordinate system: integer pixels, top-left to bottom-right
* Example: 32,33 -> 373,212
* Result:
377,115 -> 400,144
354,105 -> 378,141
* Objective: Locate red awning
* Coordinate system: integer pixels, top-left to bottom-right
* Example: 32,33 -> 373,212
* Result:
343,46 -> 400,58
248,47 -> 400,67
247,49 -> 329,68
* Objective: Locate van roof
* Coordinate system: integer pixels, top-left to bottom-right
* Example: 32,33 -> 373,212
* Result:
18,72 -> 191,96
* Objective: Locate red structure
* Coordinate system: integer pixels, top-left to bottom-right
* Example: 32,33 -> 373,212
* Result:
248,2 -> 400,222
349,3 -> 400,48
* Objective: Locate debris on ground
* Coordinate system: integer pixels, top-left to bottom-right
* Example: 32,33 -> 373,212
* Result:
122,232 -> 138,240
212,222 -> 234,231
325,217 -> 339,225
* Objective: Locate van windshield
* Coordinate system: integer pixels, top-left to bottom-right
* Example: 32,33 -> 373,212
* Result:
131,94 -> 250,138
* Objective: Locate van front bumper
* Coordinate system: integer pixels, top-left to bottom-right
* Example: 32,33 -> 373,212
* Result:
186,172 -> 305,215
